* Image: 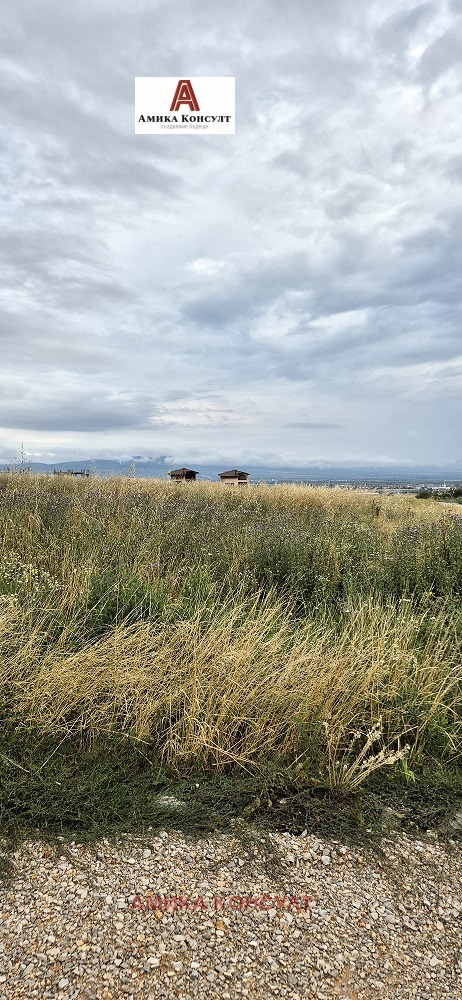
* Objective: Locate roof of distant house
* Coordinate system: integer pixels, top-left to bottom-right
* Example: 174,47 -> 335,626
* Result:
168,468 -> 198,475
219,470 -> 249,477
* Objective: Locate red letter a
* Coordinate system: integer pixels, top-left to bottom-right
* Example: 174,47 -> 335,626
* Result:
170,79 -> 200,112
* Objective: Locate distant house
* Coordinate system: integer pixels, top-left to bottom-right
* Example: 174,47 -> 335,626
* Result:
218,469 -> 250,487
168,468 -> 198,483
53,469 -> 90,477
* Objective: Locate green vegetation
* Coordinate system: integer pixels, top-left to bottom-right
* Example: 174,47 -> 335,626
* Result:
0,473 -> 461,843
416,486 -> 462,502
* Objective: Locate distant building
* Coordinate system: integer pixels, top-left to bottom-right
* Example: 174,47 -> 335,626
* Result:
168,468 -> 198,482
53,469 -> 90,477
218,469 -> 250,487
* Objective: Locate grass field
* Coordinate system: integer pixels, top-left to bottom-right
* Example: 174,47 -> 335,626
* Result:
0,472 -> 461,842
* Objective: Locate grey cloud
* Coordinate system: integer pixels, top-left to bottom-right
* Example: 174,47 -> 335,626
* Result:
0,0 -> 461,465
272,150 -> 312,179
0,392 -> 157,432
376,4 -> 435,50
161,390 -> 192,402
286,421 -> 342,429
323,179 -> 384,221
181,252 -> 312,327
390,139 -> 416,165
445,155 -> 462,182
0,309 -> 118,371
418,27 -> 462,82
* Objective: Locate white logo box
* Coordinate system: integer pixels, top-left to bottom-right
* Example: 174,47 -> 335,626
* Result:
135,77 -> 235,134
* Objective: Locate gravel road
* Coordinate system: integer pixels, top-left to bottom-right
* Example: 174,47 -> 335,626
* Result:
0,828 -> 460,999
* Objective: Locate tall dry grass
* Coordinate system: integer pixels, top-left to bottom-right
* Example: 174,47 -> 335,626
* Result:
0,473 -> 461,787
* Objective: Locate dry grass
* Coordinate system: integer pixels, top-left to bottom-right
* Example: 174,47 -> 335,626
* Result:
0,473 -> 461,788
0,590 -> 460,779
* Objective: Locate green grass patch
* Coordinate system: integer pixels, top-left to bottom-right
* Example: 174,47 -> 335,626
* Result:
0,730 -> 460,857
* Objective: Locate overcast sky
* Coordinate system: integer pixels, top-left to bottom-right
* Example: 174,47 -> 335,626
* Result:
1,0 -> 461,467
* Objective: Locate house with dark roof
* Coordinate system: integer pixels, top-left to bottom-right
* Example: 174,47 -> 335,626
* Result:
168,468 -> 198,482
218,469 -> 250,486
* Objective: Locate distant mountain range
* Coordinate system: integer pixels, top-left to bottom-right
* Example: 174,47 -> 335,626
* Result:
1,456 -> 461,485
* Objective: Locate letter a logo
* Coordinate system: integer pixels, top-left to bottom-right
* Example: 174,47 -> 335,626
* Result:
170,79 -> 200,112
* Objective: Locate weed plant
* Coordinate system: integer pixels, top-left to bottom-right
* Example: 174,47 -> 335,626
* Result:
0,473 -> 461,802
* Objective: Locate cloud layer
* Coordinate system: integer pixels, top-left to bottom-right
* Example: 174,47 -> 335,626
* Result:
1,0 -> 461,465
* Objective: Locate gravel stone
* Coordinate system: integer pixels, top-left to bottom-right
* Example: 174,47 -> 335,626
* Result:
0,829 -> 461,998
